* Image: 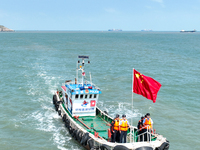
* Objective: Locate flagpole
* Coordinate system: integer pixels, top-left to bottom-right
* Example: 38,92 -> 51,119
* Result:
131,68 -> 134,143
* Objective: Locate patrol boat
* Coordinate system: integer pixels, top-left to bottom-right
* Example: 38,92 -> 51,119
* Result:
52,56 -> 169,150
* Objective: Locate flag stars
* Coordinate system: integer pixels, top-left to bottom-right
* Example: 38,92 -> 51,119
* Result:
135,73 -> 140,79
135,73 -> 144,83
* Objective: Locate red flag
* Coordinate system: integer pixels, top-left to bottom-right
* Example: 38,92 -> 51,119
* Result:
133,69 -> 161,103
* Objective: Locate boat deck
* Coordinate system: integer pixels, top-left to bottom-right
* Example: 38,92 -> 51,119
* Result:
62,103 -> 157,142
76,115 -> 110,139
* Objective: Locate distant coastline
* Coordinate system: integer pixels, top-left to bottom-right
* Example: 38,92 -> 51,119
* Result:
0,25 -> 15,32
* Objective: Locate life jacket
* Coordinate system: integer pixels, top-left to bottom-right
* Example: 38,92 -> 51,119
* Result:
120,119 -> 128,131
113,119 -> 119,131
144,118 -> 152,129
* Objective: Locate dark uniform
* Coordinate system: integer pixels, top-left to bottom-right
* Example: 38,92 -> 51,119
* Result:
112,114 -> 120,142
137,116 -> 144,142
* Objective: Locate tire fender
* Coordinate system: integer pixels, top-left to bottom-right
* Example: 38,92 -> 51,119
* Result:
53,95 -> 57,104
156,142 -> 170,150
72,129 -> 77,138
78,131 -> 83,142
80,132 -> 89,146
62,114 -> 66,122
87,138 -> 94,149
100,144 -> 110,150
135,146 -> 153,150
113,145 -> 130,150
58,110 -> 61,116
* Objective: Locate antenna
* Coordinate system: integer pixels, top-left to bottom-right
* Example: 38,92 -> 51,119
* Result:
77,56 -> 90,85
89,72 -> 92,85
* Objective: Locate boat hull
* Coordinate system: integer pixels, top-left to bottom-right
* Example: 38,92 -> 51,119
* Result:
53,92 -> 169,150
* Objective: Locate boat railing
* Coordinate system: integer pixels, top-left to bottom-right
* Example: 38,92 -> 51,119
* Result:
129,126 -> 153,143
134,126 -> 153,142
62,80 -> 100,90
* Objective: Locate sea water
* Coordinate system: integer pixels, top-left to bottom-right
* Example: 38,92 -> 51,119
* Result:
0,31 -> 199,150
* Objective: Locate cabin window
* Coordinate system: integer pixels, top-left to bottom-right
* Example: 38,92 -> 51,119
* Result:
75,94 -> 79,99
94,94 -> 97,98
80,94 -> 83,99
85,95 -> 88,99
89,94 -> 92,98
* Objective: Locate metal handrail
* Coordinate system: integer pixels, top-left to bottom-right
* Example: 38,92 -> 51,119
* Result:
134,126 -> 152,142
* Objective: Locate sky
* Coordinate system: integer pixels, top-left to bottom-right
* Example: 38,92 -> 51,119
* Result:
0,0 -> 200,31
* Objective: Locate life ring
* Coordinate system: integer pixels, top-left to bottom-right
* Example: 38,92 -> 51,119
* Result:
100,144 -> 110,150
58,110 -> 61,116
113,145 -> 130,150
135,146 -> 153,150
62,114 -> 66,122
80,132 -> 89,146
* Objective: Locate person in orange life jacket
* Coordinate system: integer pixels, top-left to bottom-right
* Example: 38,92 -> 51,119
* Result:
137,116 -> 144,142
119,114 -> 130,143
143,113 -> 153,141
110,114 -> 119,142
112,114 -> 120,142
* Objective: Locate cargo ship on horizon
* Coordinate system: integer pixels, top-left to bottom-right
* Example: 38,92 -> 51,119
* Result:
108,29 -> 122,31
180,29 -> 196,32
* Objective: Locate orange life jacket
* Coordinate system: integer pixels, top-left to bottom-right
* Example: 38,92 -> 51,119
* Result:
120,119 -> 128,131
113,119 -> 119,131
144,118 -> 152,129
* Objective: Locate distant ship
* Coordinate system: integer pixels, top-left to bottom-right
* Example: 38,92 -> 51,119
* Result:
141,29 -> 153,31
108,29 -> 122,31
180,29 -> 196,32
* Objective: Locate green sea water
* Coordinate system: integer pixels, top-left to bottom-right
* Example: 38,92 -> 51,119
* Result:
0,31 -> 199,150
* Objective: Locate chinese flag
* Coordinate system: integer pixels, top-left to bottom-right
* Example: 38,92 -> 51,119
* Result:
133,69 -> 162,103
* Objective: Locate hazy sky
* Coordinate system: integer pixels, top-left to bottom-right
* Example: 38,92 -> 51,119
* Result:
0,0 -> 200,31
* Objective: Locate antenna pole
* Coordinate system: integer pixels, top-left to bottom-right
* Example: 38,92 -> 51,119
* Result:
89,72 -> 92,85
76,61 -> 78,84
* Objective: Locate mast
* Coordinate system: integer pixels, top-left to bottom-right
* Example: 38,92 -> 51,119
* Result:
77,56 -> 90,85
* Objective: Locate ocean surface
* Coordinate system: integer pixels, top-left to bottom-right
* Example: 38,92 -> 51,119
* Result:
0,31 -> 199,150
